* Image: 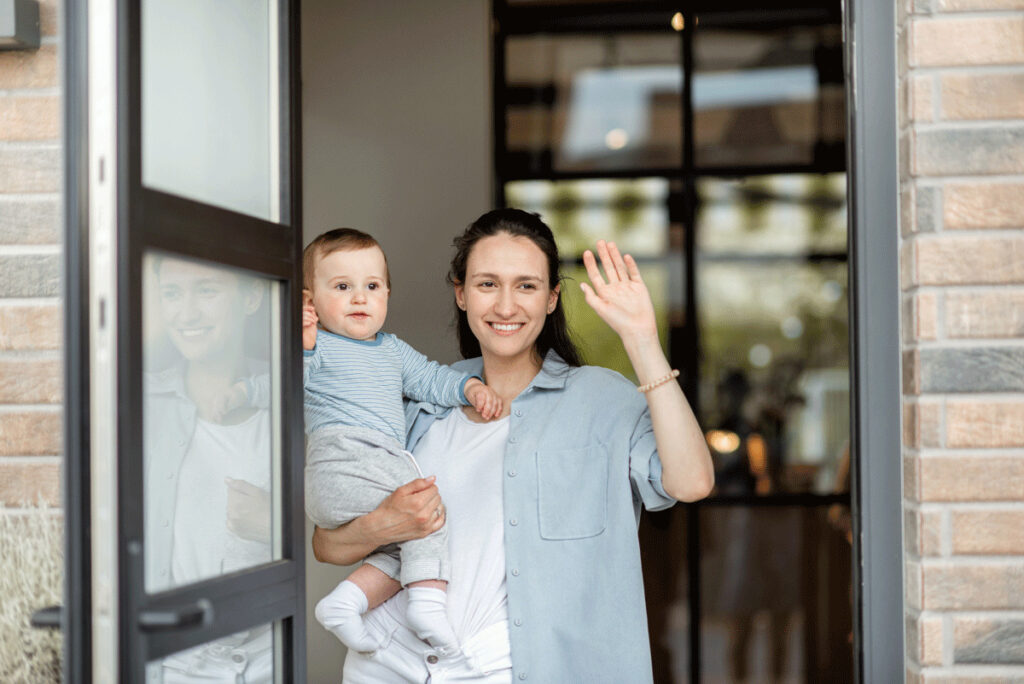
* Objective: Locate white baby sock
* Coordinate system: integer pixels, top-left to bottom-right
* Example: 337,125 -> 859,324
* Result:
315,580 -> 382,654
406,586 -> 459,653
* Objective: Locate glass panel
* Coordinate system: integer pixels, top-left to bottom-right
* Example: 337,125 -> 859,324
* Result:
146,621 -> 279,683
694,25 -> 845,168
142,0 -> 280,221
505,34 -> 681,174
143,254 -> 281,593
639,507 -> 690,683
698,174 -> 849,495
699,505 -> 854,683
506,178 -> 679,379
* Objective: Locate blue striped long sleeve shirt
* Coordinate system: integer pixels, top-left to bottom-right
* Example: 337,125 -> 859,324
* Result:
303,329 -> 474,444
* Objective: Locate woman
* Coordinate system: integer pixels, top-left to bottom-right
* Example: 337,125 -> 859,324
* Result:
313,209 -> 713,682
144,255 -> 274,683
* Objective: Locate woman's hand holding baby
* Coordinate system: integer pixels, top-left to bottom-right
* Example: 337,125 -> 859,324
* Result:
464,378 -> 503,420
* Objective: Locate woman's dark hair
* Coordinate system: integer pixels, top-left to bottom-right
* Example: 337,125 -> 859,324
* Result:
447,208 -> 583,367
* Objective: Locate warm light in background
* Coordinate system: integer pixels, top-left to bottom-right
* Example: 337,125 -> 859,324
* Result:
706,429 -> 741,454
671,12 -> 684,31
604,127 -> 629,150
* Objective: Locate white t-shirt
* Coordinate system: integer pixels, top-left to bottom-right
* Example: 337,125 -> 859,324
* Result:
171,411 -> 273,585
377,407 -> 512,665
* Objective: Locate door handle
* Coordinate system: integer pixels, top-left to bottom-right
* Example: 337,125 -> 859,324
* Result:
30,605 -> 62,628
138,599 -> 212,632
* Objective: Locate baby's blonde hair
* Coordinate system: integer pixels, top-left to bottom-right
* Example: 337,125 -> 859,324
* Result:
302,228 -> 390,292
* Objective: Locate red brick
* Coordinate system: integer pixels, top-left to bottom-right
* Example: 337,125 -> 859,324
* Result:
947,401 -> 1024,448
952,510 -> 1024,554
0,303 -> 61,351
942,73 -> 1024,120
0,45 -> 58,89
907,508 -> 945,556
0,461 -> 59,506
905,349 -> 922,395
0,411 -> 61,456
916,235 -> 1024,286
922,562 -> 1024,609
911,17 -> 1024,67
937,0 -> 1024,8
905,291 -> 938,342
0,97 -> 60,142
0,358 -> 60,403
910,74 -> 935,122
946,290 -> 1024,338
945,183 -> 1024,230
39,0 -> 57,37
920,457 -> 1024,501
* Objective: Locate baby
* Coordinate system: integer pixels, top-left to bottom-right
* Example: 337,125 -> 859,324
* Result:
301,228 -> 501,656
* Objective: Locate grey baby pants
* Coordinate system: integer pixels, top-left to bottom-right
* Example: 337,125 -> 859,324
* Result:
305,424 -> 450,586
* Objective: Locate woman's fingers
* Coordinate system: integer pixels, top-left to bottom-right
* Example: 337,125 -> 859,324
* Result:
582,249 -> 607,295
596,240 -> 623,283
607,242 -> 630,281
623,253 -> 643,282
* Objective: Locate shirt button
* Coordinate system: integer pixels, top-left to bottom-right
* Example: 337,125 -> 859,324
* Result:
519,673 -> 528,680
514,618 -> 523,627
509,518 -> 518,526
511,568 -> 520,576
509,436 -> 518,443
514,409 -> 523,417
162,519 -> 170,528
508,470 -> 517,477
426,655 -> 439,664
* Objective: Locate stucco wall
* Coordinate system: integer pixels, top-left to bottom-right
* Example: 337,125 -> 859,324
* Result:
897,0 -> 1024,679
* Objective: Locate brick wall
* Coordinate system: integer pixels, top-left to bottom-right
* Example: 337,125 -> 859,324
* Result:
899,0 -> 1024,680
0,0 -> 62,510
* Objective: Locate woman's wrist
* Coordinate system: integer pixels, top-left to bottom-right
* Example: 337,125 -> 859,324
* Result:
621,332 -> 671,384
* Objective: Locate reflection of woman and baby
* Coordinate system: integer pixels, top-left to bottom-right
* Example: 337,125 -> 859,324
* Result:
306,209 -> 714,682
144,256 -> 275,682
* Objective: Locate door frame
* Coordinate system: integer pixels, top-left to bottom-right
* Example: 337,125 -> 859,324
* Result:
62,0 -> 307,680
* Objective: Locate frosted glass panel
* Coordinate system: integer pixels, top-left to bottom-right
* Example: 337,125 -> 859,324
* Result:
142,0 -> 279,221
146,621 -> 279,683
143,253 -> 280,593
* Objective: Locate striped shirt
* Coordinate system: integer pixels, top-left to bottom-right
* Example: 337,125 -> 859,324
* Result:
303,330 -> 473,444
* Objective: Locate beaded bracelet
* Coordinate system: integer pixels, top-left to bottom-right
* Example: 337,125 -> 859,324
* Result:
637,369 -> 680,393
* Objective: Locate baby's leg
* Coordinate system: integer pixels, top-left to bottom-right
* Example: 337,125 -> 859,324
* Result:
315,564 -> 401,653
405,579 -> 459,653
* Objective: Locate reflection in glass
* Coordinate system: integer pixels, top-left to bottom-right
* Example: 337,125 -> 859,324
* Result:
694,26 -> 845,168
697,506 -> 853,683
505,34 -> 681,173
146,621 -> 278,683
143,254 -> 278,594
142,0 -> 279,220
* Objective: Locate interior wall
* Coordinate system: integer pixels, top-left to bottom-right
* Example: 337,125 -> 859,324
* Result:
301,1 -> 492,678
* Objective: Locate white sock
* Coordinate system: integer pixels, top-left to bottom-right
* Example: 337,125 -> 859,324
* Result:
406,586 -> 459,652
314,580 -> 382,653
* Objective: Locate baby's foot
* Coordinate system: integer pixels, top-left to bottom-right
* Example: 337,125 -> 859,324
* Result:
406,586 -> 459,652
315,580 -> 382,653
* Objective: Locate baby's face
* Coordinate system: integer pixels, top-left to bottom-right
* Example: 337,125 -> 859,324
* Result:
309,246 -> 389,341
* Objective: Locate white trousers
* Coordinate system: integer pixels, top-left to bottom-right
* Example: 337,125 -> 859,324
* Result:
342,616 -> 512,684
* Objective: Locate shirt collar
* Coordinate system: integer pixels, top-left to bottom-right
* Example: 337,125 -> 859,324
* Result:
529,349 -> 572,390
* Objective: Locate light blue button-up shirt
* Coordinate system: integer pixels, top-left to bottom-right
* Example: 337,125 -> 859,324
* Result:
404,351 -> 676,683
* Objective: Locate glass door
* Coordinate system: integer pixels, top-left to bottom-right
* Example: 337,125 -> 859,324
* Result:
77,0 -> 305,681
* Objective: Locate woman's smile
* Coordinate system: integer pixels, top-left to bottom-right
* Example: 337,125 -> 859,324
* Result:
488,321 -> 524,335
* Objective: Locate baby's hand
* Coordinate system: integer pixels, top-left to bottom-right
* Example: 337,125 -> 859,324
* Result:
302,300 -> 318,351
465,379 -> 503,420
212,381 -> 249,422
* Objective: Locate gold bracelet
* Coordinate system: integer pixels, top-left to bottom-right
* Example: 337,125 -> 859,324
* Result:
637,369 -> 680,393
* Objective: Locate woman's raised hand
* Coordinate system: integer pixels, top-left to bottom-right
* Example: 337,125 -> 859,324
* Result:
580,240 -> 658,344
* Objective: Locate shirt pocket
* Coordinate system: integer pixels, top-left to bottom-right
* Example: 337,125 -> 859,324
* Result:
535,443 -> 609,540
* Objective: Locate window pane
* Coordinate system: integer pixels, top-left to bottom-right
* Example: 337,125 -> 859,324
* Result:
694,25 -> 845,168
146,621 -> 280,683
699,506 -> 853,683
143,254 -> 282,593
142,0 -> 280,221
505,34 -> 681,174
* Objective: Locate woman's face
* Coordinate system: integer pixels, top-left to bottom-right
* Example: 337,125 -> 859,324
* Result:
454,233 -> 559,367
157,258 -> 256,362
